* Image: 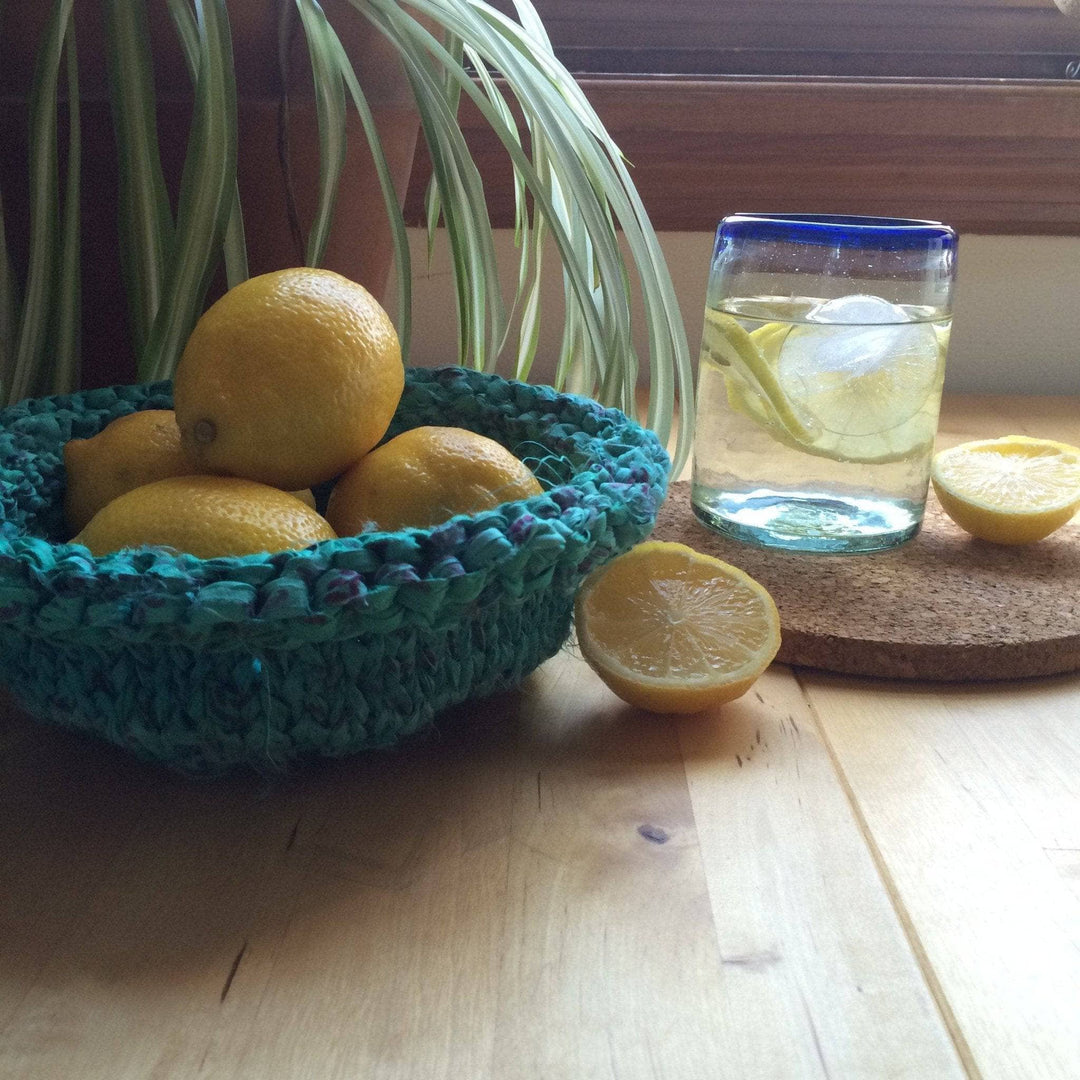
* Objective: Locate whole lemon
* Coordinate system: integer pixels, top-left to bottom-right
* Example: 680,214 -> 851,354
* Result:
325,425 -> 543,534
63,409 -> 207,536
74,475 -> 338,559
173,268 -> 404,491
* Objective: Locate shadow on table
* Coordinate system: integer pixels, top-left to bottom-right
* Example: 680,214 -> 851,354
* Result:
0,662 -> 701,998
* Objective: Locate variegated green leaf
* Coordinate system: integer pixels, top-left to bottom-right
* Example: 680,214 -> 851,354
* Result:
142,0 -> 238,383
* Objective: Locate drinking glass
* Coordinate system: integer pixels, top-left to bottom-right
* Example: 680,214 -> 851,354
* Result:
690,213 -> 957,553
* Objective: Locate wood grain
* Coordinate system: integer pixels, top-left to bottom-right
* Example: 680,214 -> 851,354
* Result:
0,661 -> 963,1079
803,673 -> 1080,1080
679,668 -> 965,1079
796,393 -> 1080,1079
497,0 -> 1080,79
406,77 -> 1080,235
1,396 -> 1077,1077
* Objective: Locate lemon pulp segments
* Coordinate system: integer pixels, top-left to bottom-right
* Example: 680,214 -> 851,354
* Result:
931,436 -> 1080,544
574,541 -> 781,714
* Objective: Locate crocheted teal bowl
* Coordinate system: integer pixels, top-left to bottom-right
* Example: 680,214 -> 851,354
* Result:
0,367 -> 669,773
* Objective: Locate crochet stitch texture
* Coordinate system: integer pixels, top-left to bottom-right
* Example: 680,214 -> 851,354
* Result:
0,367 -> 669,773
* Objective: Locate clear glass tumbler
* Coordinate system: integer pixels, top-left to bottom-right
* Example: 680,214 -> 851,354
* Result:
691,213 -> 957,553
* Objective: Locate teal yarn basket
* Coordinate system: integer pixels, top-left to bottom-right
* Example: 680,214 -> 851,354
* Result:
0,367 -> 669,773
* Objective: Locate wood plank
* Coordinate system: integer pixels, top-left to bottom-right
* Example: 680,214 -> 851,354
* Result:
0,651 -> 963,1078
0,702 -> 159,1032
496,0 -> 1080,67
551,49 -> 1075,81
796,395 -> 1080,1079
0,712 -> 319,1080
202,658 -> 745,1079
485,658 -> 961,1078
679,667 -> 967,1079
207,693 -> 523,1080
802,673 -> 1080,1080
487,660 -> 733,1080
2,394 -> 1076,1077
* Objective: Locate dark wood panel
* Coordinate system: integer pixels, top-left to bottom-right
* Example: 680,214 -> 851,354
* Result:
552,49 -> 1077,80
404,76 -> 1080,235
487,0 -> 1080,78
0,0 -> 408,99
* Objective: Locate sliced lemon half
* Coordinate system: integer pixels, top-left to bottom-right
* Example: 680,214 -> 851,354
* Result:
930,435 -> 1080,544
574,542 -> 781,714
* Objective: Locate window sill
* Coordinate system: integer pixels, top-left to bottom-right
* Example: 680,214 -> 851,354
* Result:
405,75 -> 1080,235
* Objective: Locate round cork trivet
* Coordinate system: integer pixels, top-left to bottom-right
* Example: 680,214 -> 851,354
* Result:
653,481 -> 1080,681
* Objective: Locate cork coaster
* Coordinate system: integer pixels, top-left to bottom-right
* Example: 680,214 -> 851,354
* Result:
653,481 -> 1080,682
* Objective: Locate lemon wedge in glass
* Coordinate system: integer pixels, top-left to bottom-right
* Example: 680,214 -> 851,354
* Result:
700,310 -> 818,445
702,304 -> 945,466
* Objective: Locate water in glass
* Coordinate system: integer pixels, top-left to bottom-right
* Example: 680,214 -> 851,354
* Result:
691,292 -> 950,553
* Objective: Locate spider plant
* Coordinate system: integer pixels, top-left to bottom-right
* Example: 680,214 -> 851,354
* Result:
0,0 -> 694,473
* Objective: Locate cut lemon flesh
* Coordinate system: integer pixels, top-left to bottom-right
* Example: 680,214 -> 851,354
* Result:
931,436 -> 1080,544
574,542 -> 781,714
777,318 -> 941,438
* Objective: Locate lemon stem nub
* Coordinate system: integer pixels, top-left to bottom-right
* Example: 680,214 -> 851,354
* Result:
193,419 -> 217,445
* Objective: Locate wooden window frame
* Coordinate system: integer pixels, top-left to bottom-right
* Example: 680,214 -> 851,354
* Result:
407,75 -> 1080,236
407,2 -> 1080,235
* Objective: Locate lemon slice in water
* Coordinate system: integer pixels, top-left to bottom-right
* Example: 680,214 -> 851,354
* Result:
700,310 -> 817,444
704,298 -> 945,465
776,296 -> 943,438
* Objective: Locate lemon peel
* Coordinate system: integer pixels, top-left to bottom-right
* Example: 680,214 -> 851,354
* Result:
173,268 -> 404,491
63,409 -> 207,536
701,310 -> 818,444
74,475 -> 338,558
325,425 -> 543,534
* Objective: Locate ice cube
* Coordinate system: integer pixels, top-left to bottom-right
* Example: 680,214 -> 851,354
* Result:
781,294 -> 938,379
776,292 -> 942,436
807,293 -> 912,326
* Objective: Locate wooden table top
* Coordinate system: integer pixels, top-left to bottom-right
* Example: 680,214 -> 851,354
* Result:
1,394 -> 1078,1080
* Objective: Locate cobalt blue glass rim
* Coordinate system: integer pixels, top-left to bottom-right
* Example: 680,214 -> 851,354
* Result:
717,213 -> 957,251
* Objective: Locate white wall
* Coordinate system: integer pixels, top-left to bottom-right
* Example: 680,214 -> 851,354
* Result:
405,229 -> 1080,396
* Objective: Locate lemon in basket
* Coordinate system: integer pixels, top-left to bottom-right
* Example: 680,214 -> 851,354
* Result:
74,475 -> 337,559
63,409 -> 206,534
931,435 -> 1080,544
173,268 -> 404,491
574,542 -> 781,714
325,425 -> 543,534
62,408 -> 316,538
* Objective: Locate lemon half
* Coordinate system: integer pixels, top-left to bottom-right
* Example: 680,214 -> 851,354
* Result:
574,542 -> 781,714
931,436 -> 1080,544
